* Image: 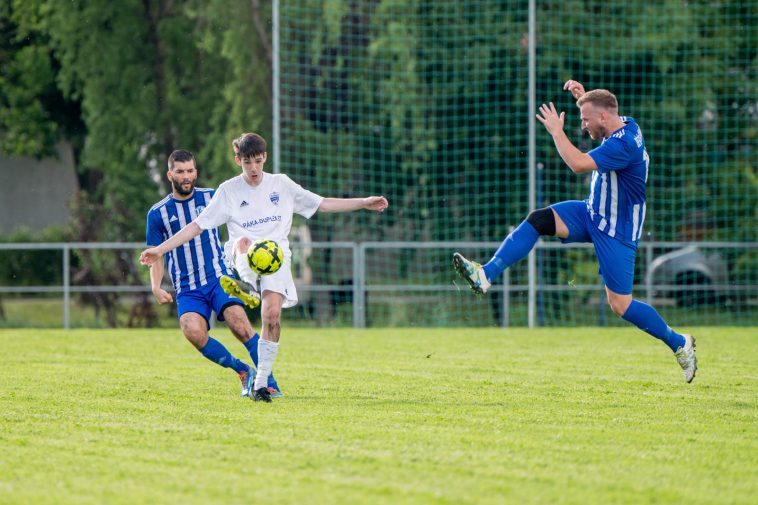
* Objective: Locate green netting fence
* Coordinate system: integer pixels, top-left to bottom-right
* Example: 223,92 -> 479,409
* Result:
277,0 -> 756,327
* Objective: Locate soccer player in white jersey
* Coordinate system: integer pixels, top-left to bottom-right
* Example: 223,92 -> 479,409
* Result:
453,80 -> 697,383
140,134 -> 389,402
145,149 -> 281,399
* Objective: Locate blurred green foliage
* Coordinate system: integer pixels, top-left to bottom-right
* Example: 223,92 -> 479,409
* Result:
0,1 -> 755,326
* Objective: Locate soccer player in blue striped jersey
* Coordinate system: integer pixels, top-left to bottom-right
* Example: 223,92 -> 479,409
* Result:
453,80 -> 697,383
146,149 -> 281,398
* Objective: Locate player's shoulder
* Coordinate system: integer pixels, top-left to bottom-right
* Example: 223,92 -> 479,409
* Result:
194,187 -> 216,197
618,116 -> 641,135
216,175 -> 244,191
269,172 -> 294,182
148,194 -> 172,214
269,172 -> 302,190
620,116 -> 644,148
608,117 -> 643,146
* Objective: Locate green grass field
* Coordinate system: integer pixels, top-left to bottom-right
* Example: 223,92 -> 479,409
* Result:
1,327 -> 756,504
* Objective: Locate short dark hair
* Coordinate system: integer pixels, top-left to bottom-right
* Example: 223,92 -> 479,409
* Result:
577,89 -> 618,111
168,149 -> 195,169
235,133 -> 267,158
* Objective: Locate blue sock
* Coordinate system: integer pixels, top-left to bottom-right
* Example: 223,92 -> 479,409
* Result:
482,220 -> 540,282
243,334 -> 260,366
622,300 -> 686,352
200,336 -> 248,374
244,333 -> 280,391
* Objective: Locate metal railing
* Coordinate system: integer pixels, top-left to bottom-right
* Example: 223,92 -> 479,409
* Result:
1,241 -> 756,328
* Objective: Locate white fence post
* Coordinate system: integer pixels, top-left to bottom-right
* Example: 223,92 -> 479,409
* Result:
63,244 -> 70,329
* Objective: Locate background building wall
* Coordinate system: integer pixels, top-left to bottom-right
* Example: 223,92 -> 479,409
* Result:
0,143 -> 77,235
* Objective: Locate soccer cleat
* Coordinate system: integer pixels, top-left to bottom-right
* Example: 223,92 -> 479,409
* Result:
674,334 -> 697,383
452,252 -> 491,295
252,387 -> 272,403
268,387 -> 283,399
267,375 -> 282,398
239,367 -> 255,397
220,275 -> 260,309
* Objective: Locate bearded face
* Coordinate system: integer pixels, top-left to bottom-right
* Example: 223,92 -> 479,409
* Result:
171,174 -> 196,196
168,160 -> 197,197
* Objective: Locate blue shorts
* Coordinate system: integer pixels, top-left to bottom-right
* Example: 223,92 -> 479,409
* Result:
550,200 -> 637,295
176,278 -> 244,328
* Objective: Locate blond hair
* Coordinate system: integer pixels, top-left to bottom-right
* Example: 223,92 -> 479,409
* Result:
577,89 -> 618,111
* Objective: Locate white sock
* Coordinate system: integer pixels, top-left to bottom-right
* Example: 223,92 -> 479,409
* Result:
254,338 -> 279,390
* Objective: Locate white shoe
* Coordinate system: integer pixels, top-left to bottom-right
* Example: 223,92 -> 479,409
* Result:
674,334 -> 697,383
452,252 -> 491,295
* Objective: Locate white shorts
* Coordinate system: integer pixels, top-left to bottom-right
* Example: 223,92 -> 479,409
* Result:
233,249 -> 298,309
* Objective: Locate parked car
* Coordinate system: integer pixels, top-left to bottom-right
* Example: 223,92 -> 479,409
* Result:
645,246 -> 728,307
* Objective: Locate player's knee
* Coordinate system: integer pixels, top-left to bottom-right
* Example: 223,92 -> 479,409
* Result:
179,316 -> 208,348
526,207 -> 556,236
261,304 -> 281,324
182,327 -> 208,349
234,237 -> 252,255
606,294 -> 631,316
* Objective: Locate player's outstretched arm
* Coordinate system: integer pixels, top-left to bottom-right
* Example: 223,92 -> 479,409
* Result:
563,79 -> 585,100
139,222 -> 203,265
536,102 -> 596,174
318,196 -> 388,213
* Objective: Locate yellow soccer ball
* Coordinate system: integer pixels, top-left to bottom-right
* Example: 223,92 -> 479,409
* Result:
247,239 -> 284,276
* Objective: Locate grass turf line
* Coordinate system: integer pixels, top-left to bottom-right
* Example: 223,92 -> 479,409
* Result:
0,327 -> 756,504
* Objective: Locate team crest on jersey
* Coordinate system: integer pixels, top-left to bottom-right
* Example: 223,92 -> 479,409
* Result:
269,192 -> 280,205
195,205 -> 205,216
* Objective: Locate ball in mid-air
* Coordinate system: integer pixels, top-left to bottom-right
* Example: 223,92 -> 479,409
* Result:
247,239 -> 283,276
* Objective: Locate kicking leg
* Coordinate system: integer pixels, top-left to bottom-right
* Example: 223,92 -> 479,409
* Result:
453,207 -> 566,294
220,237 -> 261,309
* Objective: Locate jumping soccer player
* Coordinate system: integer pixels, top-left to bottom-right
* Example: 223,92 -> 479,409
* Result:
453,80 -> 697,383
140,134 -> 389,402
145,149 -> 281,398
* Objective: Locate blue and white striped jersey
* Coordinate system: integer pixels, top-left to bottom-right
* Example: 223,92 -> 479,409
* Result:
586,117 -> 649,246
146,188 -> 230,294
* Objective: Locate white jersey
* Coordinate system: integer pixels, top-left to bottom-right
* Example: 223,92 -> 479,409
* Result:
195,172 -> 323,264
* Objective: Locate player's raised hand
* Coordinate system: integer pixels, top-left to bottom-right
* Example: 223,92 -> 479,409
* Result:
364,196 -> 389,212
563,79 -> 585,100
140,247 -> 162,266
536,102 -> 565,136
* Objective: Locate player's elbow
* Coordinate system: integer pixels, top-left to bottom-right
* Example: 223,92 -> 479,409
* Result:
569,156 -> 596,174
318,199 -> 337,213
570,164 -> 592,174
